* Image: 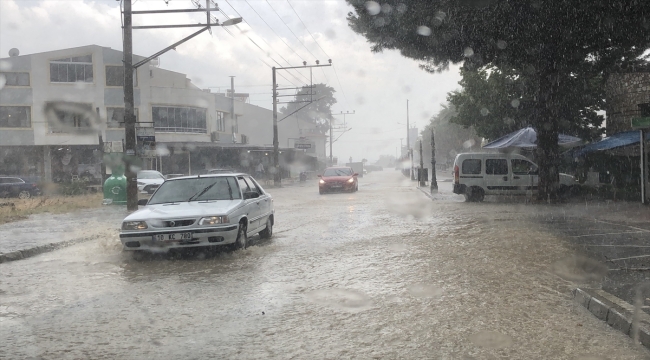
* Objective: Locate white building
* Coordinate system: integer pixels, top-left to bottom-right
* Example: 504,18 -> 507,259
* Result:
0,45 -> 324,182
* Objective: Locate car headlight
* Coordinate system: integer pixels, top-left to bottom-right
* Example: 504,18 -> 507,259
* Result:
122,221 -> 148,230
199,216 -> 229,226
319,179 -> 325,184
347,178 -> 354,183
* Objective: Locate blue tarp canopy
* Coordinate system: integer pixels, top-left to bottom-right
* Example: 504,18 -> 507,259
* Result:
571,130 -> 650,157
483,127 -> 582,149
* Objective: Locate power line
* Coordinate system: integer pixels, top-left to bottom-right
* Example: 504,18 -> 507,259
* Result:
265,0 -> 318,61
286,0 -> 330,58
222,0 -> 311,84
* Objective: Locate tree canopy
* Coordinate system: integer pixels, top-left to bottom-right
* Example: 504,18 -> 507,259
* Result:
447,66 -> 605,142
280,83 -> 337,130
346,0 -> 650,199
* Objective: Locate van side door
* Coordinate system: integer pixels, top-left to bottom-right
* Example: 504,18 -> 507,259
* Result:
484,158 -> 512,195
510,159 -> 538,194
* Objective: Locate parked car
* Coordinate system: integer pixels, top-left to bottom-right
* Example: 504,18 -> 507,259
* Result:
137,170 -> 166,194
0,176 -> 41,199
120,173 -> 274,254
318,167 -> 359,194
452,153 -> 576,202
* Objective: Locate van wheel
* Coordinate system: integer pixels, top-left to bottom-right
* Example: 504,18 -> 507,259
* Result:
465,187 -> 484,202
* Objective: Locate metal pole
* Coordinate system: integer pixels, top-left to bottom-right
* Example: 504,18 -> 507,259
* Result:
123,0 -> 138,211
642,129 -> 648,204
230,76 -> 235,137
188,150 -> 191,175
329,117 -> 333,166
430,128 -> 438,193
272,67 -> 280,186
97,107 -> 106,183
419,139 -> 425,186
407,100 -> 414,180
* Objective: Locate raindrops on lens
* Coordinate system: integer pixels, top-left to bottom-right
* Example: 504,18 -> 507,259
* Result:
417,26 -> 432,36
365,1 -> 381,15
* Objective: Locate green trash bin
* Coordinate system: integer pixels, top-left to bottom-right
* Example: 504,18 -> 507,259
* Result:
102,165 -> 127,205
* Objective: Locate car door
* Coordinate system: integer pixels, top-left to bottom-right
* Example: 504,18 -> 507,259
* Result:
247,176 -> 270,228
6,177 -> 25,197
510,159 -> 538,195
0,178 -> 9,197
236,176 -> 261,232
484,158 -> 512,195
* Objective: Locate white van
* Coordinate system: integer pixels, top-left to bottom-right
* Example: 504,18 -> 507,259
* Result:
452,153 -> 576,202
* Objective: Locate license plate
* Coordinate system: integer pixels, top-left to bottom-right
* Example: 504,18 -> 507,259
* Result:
152,232 -> 192,242
332,184 -> 342,188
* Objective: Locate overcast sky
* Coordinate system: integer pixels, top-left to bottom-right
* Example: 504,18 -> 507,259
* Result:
0,0 -> 462,162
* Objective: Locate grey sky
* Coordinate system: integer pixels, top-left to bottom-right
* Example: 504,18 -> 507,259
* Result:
0,0 -> 462,162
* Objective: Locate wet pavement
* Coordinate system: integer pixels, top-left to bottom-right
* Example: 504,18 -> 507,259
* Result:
1,171 -> 650,359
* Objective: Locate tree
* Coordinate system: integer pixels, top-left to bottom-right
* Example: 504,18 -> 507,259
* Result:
447,66 -> 605,142
280,83 -> 337,130
420,104 -> 481,169
346,0 -> 650,200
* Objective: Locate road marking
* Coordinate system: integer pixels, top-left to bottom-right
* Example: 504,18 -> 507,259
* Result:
584,245 -> 650,248
608,254 -> 650,262
594,219 -> 650,233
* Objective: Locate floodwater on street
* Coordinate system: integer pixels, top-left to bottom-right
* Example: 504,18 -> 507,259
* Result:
1,171 -> 649,359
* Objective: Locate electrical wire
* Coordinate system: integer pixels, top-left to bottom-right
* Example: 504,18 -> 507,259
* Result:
223,0 -> 311,84
264,0 -> 318,61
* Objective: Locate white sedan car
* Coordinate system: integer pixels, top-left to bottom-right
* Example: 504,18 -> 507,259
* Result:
137,170 -> 166,194
120,173 -> 274,253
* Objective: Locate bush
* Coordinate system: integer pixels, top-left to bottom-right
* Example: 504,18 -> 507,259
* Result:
59,181 -> 89,196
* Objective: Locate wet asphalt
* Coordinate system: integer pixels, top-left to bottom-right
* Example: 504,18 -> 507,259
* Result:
1,171 -> 649,359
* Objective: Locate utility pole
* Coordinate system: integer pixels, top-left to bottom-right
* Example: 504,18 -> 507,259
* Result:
271,61 -> 332,186
272,67 -> 279,186
230,76 -> 236,139
430,128 -> 438,193
123,0 -> 137,211
331,111 -> 354,165
121,1 -> 241,210
407,100 -> 414,180
419,139 -> 425,187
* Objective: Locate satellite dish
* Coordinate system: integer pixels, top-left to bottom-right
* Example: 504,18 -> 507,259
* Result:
8,48 -> 19,57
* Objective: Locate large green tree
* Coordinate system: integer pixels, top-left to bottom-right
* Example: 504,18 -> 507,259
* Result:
280,83 -> 337,131
447,66 -> 605,142
346,0 -> 650,199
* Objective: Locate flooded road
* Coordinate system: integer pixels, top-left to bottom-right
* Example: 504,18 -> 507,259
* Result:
1,171 -> 649,359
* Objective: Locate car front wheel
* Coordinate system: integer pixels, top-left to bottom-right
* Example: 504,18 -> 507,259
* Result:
233,222 -> 248,250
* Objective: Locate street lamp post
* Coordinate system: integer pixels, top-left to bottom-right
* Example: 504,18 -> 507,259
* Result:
331,111 -> 354,166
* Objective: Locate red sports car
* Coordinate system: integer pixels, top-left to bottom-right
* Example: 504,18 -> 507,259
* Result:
318,167 -> 358,194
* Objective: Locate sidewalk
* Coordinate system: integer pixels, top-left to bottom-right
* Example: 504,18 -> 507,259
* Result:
0,206 -> 127,263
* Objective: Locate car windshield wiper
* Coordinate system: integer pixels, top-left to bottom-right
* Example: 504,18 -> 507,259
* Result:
187,182 -> 218,202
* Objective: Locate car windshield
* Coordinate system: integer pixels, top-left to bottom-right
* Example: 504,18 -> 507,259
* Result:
323,168 -> 352,177
137,171 -> 163,179
148,177 -> 240,204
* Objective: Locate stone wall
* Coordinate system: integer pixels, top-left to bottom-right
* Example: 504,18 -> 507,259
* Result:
606,73 -> 650,134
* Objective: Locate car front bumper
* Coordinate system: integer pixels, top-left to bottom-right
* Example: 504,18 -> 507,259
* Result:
119,225 -> 239,251
319,182 -> 355,192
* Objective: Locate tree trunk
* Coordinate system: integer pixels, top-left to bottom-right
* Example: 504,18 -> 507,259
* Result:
535,72 -> 561,202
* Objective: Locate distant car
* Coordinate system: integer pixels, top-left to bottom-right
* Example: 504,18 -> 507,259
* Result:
0,176 -> 41,199
318,167 -> 358,194
137,170 -> 165,194
120,173 -> 274,253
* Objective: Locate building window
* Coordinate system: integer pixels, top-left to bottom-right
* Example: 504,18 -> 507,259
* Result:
0,106 -> 31,128
50,55 -> 93,83
105,66 -> 137,87
107,107 -> 139,128
216,111 -> 226,132
1,72 -> 30,86
152,106 -> 207,133
46,102 -> 93,133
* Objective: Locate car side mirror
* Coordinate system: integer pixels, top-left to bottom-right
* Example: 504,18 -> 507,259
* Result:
353,173 -> 359,177
243,191 -> 260,200
137,198 -> 149,206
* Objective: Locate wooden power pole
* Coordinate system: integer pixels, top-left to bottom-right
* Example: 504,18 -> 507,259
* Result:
430,129 -> 438,193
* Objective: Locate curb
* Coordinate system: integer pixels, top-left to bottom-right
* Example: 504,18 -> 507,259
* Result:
573,288 -> 650,349
0,234 -> 101,264
417,186 -> 435,200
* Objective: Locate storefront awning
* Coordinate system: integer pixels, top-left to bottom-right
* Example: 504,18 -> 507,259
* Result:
483,127 -> 583,149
